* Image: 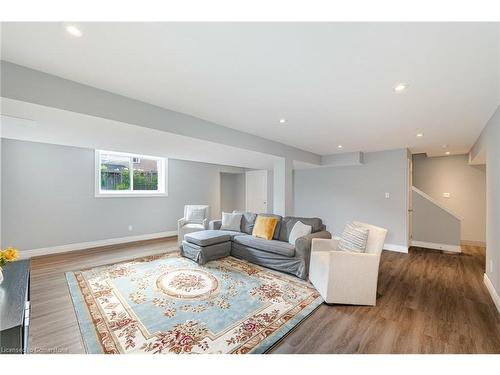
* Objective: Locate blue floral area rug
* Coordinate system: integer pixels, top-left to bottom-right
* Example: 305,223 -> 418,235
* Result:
66,252 -> 323,354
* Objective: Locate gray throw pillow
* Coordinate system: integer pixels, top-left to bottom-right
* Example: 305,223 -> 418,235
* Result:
233,211 -> 257,234
338,222 -> 369,253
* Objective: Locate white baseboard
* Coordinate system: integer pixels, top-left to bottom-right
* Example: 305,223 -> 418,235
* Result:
411,240 -> 461,253
484,273 -> 500,314
19,231 -> 178,259
383,243 -> 409,253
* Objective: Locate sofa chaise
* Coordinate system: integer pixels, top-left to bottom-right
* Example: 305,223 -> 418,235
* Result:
182,211 -> 331,279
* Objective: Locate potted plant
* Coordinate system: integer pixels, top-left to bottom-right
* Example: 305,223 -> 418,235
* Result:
0,247 -> 19,284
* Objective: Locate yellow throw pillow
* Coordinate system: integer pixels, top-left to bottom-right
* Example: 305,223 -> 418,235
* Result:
252,216 -> 279,240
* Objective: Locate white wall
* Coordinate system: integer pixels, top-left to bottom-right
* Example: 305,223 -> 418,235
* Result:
484,106 -> 500,297
413,154 -> 486,243
472,105 -> 500,302
273,158 -> 293,216
0,115 -> 2,249
220,172 -> 246,213
294,149 -> 408,248
1,138 -> 245,251
0,32 -> 2,247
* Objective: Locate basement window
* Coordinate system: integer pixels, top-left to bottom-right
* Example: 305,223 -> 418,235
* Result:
95,150 -> 168,197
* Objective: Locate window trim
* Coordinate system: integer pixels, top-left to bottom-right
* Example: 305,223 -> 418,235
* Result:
95,150 -> 168,198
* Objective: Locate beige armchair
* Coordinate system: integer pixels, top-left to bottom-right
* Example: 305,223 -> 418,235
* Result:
309,221 -> 388,306
177,205 -> 210,248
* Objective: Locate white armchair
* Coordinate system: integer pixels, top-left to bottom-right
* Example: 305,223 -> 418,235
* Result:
309,221 -> 388,306
177,205 -> 210,248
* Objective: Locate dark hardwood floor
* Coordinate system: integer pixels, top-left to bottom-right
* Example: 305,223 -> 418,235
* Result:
273,244 -> 500,353
28,240 -> 500,354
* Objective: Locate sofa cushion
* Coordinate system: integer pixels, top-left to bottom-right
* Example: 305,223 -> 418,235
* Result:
214,230 -> 247,240
233,235 -> 295,257
279,217 -> 323,242
182,240 -> 231,265
233,211 -> 257,234
183,223 -> 205,230
257,213 -> 282,240
184,230 -> 231,247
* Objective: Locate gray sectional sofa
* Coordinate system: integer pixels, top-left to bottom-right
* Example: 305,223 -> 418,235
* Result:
203,211 -> 331,279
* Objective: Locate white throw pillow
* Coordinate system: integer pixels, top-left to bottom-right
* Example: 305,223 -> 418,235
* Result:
221,212 -> 243,232
288,221 -> 312,245
186,207 -> 206,224
338,222 -> 369,253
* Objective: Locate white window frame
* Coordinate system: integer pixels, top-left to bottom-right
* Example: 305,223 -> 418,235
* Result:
95,150 -> 168,198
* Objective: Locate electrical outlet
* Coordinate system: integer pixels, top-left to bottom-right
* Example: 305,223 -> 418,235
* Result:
385,192 -> 390,199
443,192 -> 451,198
128,225 -> 133,231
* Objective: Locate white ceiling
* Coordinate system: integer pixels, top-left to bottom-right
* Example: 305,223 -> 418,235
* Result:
1,22 -> 499,157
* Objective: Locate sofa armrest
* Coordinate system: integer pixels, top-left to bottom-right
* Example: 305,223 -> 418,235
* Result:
310,250 -> 380,305
311,238 -> 339,252
329,251 -> 380,289
295,230 -> 331,259
329,251 -> 380,305
209,220 -> 222,230
202,218 -> 209,229
178,218 -> 187,228
295,230 -> 331,278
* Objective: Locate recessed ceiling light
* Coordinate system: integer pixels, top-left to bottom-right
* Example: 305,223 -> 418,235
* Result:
337,145 -> 343,149
445,151 -> 451,155
279,118 -> 286,124
65,25 -> 82,37
416,133 -> 424,138
394,83 -> 409,92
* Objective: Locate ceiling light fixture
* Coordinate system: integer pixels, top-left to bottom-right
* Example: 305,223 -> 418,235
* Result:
394,83 -> 409,92
65,25 -> 82,37
445,151 -> 451,155
416,133 -> 424,138
279,118 -> 286,124
337,145 -> 343,149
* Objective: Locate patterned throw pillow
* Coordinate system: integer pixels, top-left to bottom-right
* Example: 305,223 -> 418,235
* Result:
186,207 -> 206,224
338,222 -> 369,253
